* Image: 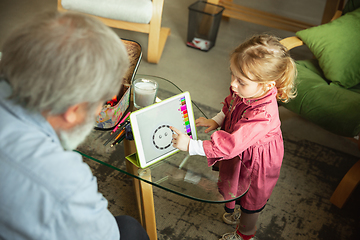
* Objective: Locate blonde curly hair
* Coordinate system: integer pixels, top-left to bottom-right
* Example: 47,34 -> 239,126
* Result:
230,34 -> 297,102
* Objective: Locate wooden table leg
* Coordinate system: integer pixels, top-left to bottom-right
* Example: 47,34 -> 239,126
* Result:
124,140 -> 158,240
125,160 -> 145,225
138,168 -> 158,240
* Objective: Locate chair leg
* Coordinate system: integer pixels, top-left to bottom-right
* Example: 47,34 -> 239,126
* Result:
147,27 -> 170,64
157,27 -> 171,60
146,0 -> 170,63
330,160 -> 360,208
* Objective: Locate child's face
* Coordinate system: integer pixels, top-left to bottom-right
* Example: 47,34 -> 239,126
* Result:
230,67 -> 264,99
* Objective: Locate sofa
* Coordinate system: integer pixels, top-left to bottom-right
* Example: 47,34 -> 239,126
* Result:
279,0 -> 360,208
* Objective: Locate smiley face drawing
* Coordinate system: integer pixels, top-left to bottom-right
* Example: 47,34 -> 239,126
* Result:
152,125 -> 173,150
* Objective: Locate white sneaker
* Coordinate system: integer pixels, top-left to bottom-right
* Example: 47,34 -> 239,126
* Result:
222,205 -> 241,225
219,231 -> 255,240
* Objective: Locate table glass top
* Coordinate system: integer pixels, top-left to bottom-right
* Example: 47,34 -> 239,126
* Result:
77,74 -> 250,203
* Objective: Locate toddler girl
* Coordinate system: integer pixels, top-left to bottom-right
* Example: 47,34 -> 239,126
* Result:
171,34 -> 296,240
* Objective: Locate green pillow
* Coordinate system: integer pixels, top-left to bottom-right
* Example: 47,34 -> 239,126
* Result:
281,60 -> 360,137
296,8 -> 360,88
281,60 -> 327,115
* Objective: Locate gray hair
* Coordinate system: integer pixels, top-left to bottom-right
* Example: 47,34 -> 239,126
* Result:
0,11 -> 129,114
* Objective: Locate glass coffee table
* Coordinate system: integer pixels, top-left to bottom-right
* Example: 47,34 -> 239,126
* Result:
77,74 -> 250,240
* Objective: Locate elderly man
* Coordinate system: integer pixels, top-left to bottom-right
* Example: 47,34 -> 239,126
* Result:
0,12 -> 149,240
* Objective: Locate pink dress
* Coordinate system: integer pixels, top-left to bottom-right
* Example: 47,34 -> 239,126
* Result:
203,87 -> 284,211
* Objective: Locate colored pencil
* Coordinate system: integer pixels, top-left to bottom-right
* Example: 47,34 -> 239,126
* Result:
111,134 -> 126,147
111,121 -> 131,146
113,128 -> 125,141
103,120 -> 130,146
111,112 -> 131,134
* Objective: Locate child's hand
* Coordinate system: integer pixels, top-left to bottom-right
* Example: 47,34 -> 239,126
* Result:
170,126 -> 190,152
195,117 -> 219,133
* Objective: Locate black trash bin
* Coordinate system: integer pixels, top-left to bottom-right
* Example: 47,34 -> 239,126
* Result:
187,1 -> 225,51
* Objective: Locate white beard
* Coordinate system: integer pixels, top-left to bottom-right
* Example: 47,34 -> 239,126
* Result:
58,118 -> 95,151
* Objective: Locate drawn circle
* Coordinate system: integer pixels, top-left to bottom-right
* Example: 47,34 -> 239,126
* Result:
152,125 -> 173,150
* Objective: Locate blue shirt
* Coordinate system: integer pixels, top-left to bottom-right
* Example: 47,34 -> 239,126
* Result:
0,80 -> 119,240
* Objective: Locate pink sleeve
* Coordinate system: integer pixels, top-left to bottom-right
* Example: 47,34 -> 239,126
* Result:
203,107 -> 272,166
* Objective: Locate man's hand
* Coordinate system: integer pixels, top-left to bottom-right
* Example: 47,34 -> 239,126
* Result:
170,126 -> 190,152
195,117 -> 219,133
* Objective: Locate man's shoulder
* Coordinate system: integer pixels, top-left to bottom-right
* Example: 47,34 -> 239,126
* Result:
0,101 -> 93,199
0,129 -> 102,239
0,79 -> 96,202
0,142 -> 115,240
0,133 -> 92,197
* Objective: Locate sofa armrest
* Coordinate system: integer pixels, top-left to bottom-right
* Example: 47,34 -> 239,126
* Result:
280,36 -> 303,50
331,10 -> 344,20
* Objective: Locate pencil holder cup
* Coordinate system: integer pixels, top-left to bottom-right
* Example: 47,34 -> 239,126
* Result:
133,78 -> 158,109
94,39 -> 142,130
